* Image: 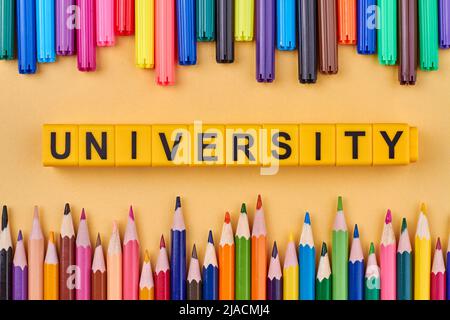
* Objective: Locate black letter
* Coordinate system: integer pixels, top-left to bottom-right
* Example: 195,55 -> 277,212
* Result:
159,132 -> 183,161
197,133 -> 218,162
315,132 -> 321,161
380,131 -> 403,159
86,132 -> 107,160
271,132 -> 292,160
345,131 -> 366,159
233,134 -> 255,161
51,132 -> 71,159
131,131 -> 137,159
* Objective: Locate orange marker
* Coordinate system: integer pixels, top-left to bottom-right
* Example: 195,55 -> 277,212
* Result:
219,212 -> 235,300
251,195 -> 267,300
337,0 -> 357,44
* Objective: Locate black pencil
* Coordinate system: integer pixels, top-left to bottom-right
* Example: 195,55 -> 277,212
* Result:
216,0 -> 234,63
187,244 -> 202,300
0,206 -> 13,300
298,0 -> 318,83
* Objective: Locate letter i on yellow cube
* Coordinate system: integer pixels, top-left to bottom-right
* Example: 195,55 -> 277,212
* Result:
115,125 -> 152,166
152,125 -> 190,166
299,124 -> 336,165
235,0 -> 254,41
136,0 -> 155,68
225,125 -> 261,166
262,124 -> 299,166
79,125 -> 115,166
189,123 -> 225,166
42,124 -> 79,166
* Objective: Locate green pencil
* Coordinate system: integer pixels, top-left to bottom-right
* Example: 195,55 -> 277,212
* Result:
235,203 -> 251,300
418,0 -> 439,70
377,0 -> 397,65
397,218 -> 412,300
316,243 -> 331,300
365,243 -> 380,300
332,196 -> 348,300
0,0 -> 15,60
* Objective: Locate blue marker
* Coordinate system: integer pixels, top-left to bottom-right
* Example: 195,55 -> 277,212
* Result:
299,212 -> 315,300
276,0 -> 296,50
202,230 -> 219,300
357,0 -> 377,54
349,224 -> 364,300
17,0 -> 37,73
171,196 -> 187,300
177,0 -> 197,65
36,0 -> 56,63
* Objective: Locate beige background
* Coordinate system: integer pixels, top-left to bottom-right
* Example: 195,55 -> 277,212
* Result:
0,38 -> 449,263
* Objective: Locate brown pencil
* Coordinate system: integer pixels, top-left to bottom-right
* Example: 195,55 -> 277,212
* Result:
59,203 -> 76,300
92,234 -> 107,300
399,0 -> 418,85
318,0 -> 338,74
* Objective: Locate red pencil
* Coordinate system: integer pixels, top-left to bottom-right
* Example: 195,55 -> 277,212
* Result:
154,235 -> 170,300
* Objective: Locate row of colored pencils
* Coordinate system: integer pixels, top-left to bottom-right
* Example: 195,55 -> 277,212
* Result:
1,1 -> 449,85
0,196 -> 448,300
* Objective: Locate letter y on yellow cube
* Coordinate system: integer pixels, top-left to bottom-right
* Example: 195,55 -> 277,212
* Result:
373,124 -> 418,165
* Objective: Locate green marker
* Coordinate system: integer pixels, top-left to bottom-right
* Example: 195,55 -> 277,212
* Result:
332,196 -> 348,300
377,0 -> 398,65
197,0 -> 215,41
397,218 -> 412,300
235,0 -> 254,41
365,243 -> 380,300
418,0 -> 439,70
0,0 -> 15,60
316,242 -> 331,300
235,203 -> 251,299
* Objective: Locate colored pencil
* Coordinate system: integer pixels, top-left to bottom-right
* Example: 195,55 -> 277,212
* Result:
252,195 -> 267,300
337,0 -> 357,44
97,0 -> 115,46
203,231 -> 219,300
377,0 -> 397,65
155,235 -> 170,300
44,231 -> 59,300
12,231 -> 27,300
76,209 -> 92,300
36,0 -> 56,63
17,0 -> 37,74
380,209 -> 396,300
276,0 -> 296,50
235,0 -> 254,41
267,242 -> 282,300
318,0 -> 338,74
283,233 -> 299,300
349,224 -> 364,300
92,234 -> 107,300
418,0 -> 439,70
115,0 -> 134,35
235,203 -> 251,300
139,250 -> 154,300
123,206 -> 140,300
216,0 -> 234,63
177,0 -> 197,65
0,0 -> 14,59
77,0 -> 96,71
59,203 -> 76,300
136,0 -> 154,68
0,206 -> 12,300
332,196 -> 348,300
171,196 -> 186,300
299,212 -> 315,300
356,0 -> 376,54
298,0 -> 317,83
397,217 -> 412,300
28,206 -> 44,300
197,0 -> 215,41
439,0 -> 450,48
316,243 -> 331,300
256,0 -> 275,82
187,244 -> 202,300
56,0 -> 76,55
155,0 -> 175,85
447,234 -> 450,300
107,221 -> 122,300
414,203 -> 431,300
219,212 -> 235,300
431,238 -> 446,300
399,0 -> 418,85
365,242 -> 380,300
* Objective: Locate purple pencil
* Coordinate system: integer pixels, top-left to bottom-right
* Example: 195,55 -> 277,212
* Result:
256,0 -> 276,82
77,0 -> 96,71
267,242 -> 282,300
12,231 -> 28,300
56,0 -> 76,55
439,0 -> 450,48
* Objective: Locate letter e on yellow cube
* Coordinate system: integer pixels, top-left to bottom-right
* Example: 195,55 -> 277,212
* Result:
189,123 -> 225,166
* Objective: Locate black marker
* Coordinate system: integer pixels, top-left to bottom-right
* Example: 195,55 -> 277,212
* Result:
216,0 -> 234,63
298,0 -> 317,83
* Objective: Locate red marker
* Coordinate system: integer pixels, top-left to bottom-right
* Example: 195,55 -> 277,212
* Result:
115,0 -> 135,35
155,0 -> 175,85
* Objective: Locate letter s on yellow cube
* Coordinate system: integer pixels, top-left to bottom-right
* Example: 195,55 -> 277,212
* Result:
79,125 -> 115,166
42,125 -> 79,166
373,124 -> 418,165
262,125 -> 299,166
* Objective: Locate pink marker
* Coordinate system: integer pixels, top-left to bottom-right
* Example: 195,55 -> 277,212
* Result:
155,0 -> 175,85
77,0 -> 96,71
123,206 -> 140,300
76,209 -> 92,300
380,209 -> 396,300
96,0 -> 115,46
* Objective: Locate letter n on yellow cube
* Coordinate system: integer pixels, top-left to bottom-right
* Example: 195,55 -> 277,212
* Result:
115,125 -> 152,166
79,125 -> 115,166
299,124 -> 336,166
336,124 -> 372,166
225,125 -> 261,166
262,125 -> 299,166
373,124 -> 413,165
189,123 -> 225,166
42,125 -> 79,166
152,125 -> 190,166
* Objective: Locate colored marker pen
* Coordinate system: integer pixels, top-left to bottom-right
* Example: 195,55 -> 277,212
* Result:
17,0 -> 37,73
36,0 -> 56,63
97,0 -> 115,46
56,0 -> 76,56
235,0 -> 254,41
276,0 -> 296,50
216,0 -> 234,63
0,0 -> 14,60
419,0 -> 439,70
136,0 -> 154,68
197,0 -> 215,41
439,0 -> 450,48
378,0 -> 397,65
256,0 -> 275,82
115,0 -> 134,35
155,0 -> 175,85
77,0 -> 96,71
298,0 -> 317,83
399,0 -> 417,85
318,0 -> 338,74
356,0 -> 376,54
177,0 -> 197,65
337,0 -> 356,44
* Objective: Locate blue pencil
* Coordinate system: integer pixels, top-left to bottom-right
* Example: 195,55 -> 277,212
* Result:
276,0 -> 296,50
177,0 -> 197,65
170,196 -> 187,300
202,230 -> 218,300
17,0 -> 37,74
299,212 -> 315,300
36,0 -> 56,63
349,224 -> 364,300
357,0 -> 377,54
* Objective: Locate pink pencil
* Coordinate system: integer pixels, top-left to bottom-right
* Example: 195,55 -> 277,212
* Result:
431,238 -> 446,300
380,209 -> 396,300
96,0 -> 115,46
123,206 -> 140,300
76,209 -> 92,300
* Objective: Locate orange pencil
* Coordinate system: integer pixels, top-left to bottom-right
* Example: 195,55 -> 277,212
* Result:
28,206 -> 44,300
251,195 -> 267,300
43,232 -> 59,300
139,250 -> 154,300
219,212 -> 234,300
337,0 -> 357,44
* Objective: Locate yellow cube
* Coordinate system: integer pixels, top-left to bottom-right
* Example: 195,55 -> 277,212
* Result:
42,125 -> 79,166
336,124 -> 373,166
79,125 -> 115,166
115,125 -> 152,166
299,124 -> 336,166
262,124 -> 299,166
152,125 -> 190,166
225,125 -> 261,166
373,124 -> 412,165
189,123 -> 225,166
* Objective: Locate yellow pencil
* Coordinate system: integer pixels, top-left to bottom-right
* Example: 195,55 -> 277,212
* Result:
414,203 -> 431,300
136,0 -> 155,68
283,233 -> 299,300
44,232 -> 59,300
139,250 -> 154,300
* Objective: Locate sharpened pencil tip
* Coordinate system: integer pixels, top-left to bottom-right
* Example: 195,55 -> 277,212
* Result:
224,212 -> 231,223
289,232 -> 294,243
321,242 -> 327,256
369,242 -> 375,254
337,196 -> 343,211
112,220 -> 118,233
208,230 -> 214,244
144,250 -> 150,263
353,224 -> 359,238
18,230 -> 23,241
129,206 -> 134,220
401,218 -> 407,232
240,203 -> 247,214
80,208 -> 86,220
48,231 -> 55,243
2,205 -> 8,229
192,244 -> 198,259
385,209 -> 392,224
160,235 -> 166,248
420,203 -> 427,215
175,196 -> 181,210
33,206 -> 39,219
256,194 -> 262,210
96,233 -> 101,247
64,203 -> 71,215
272,242 -> 278,258
436,237 -> 441,250
304,212 -> 311,225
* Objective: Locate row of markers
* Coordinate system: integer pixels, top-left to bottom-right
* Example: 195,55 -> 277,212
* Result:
0,1 -> 450,85
0,196 -> 448,301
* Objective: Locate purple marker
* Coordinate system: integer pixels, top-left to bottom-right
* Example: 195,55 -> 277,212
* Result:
256,0 -> 276,82
439,0 -> 450,48
56,0 -> 76,55
12,231 -> 28,300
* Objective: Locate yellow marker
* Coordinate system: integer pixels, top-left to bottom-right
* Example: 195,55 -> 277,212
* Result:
136,0 -> 155,68
139,251 -> 155,300
283,233 -> 299,300
44,232 -> 59,300
235,0 -> 254,41
414,203 -> 431,300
